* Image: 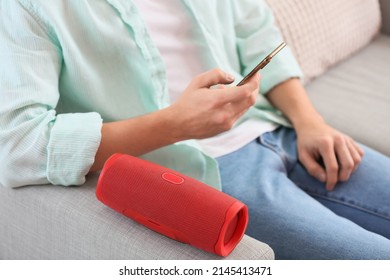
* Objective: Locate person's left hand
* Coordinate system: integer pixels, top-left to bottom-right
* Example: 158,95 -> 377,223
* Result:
295,120 -> 364,191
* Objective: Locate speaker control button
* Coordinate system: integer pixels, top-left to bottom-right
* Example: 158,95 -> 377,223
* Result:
162,172 -> 184,185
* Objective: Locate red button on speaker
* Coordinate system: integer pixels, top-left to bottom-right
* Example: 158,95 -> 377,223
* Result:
162,172 -> 185,185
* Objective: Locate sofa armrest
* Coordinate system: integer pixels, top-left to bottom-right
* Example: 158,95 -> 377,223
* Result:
0,173 -> 274,260
380,0 -> 390,35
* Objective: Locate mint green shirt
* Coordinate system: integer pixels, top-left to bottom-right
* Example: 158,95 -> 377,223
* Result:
0,0 -> 302,188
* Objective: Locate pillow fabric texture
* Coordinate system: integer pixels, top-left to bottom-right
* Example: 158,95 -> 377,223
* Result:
266,0 -> 381,83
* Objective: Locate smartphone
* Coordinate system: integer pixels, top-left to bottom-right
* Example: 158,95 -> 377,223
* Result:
237,42 -> 287,86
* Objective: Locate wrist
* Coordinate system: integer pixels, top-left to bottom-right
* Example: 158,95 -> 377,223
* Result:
158,106 -> 187,144
290,112 -> 326,132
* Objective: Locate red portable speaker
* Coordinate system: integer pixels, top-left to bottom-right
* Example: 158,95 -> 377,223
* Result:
96,153 -> 248,257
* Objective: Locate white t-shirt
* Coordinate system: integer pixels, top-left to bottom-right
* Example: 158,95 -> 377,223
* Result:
134,0 -> 278,158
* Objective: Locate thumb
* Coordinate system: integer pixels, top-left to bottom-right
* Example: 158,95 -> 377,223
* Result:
189,68 -> 235,89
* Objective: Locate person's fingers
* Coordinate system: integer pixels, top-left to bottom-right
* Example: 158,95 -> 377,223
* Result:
299,150 -> 327,183
221,74 -> 260,121
346,137 -> 363,172
319,139 -> 339,191
189,68 -> 235,89
214,73 -> 260,105
349,138 -> 365,158
334,136 -> 355,182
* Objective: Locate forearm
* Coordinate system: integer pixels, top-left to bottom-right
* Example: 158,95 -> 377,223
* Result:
266,78 -> 324,130
90,108 -> 179,171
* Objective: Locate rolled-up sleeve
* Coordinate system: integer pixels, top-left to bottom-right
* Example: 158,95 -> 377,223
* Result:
232,0 -> 303,94
0,1 -> 102,188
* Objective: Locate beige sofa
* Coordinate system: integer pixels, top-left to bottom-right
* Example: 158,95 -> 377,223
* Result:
1,0 -> 389,260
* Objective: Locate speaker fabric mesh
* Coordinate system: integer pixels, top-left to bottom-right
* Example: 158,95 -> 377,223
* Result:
96,154 -> 248,256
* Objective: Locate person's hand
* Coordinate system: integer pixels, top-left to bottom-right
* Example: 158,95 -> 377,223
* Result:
92,68 -> 259,171
167,68 -> 260,140
296,120 -> 364,191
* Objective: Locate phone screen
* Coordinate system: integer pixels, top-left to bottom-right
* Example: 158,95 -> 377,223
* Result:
237,42 -> 287,86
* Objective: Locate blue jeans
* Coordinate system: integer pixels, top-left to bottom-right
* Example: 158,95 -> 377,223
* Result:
217,127 -> 390,259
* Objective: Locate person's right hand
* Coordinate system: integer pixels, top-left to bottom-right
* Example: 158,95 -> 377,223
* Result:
166,68 -> 261,141
91,68 -> 260,171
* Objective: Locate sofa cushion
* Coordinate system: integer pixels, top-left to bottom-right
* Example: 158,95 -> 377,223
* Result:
266,0 -> 381,83
306,35 -> 390,156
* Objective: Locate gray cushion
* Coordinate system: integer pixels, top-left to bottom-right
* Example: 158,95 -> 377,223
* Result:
0,172 -> 274,260
306,35 -> 390,156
